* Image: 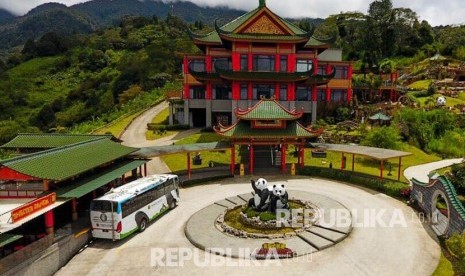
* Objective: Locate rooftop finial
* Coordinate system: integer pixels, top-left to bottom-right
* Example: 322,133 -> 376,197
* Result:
259,0 -> 266,8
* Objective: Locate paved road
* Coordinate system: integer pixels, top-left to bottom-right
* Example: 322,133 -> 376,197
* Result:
56,177 -> 440,276
119,101 -> 200,174
404,158 -> 463,183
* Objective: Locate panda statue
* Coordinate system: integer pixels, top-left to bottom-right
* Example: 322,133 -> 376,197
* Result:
270,184 -> 289,213
248,178 -> 271,212
436,96 -> 446,106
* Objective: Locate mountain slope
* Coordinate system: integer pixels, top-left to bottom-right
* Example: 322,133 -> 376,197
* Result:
0,9 -> 16,24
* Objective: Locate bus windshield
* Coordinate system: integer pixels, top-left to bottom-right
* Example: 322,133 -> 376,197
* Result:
91,200 -> 114,212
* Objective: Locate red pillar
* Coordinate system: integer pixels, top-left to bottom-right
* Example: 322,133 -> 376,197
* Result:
187,152 -> 191,180
249,145 -> 254,174
348,88 -> 353,103
352,154 -> 355,172
232,82 -> 240,100
206,82 -> 212,99
301,147 -> 305,168
44,210 -> 54,235
288,83 -> 296,101
144,163 -> 147,177
348,63 -> 353,79
326,87 -> 331,102
230,145 -> 235,175
311,86 -> 317,101
248,82 -> 253,100
232,52 -> 240,71
313,58 -> 318,76
281,145 -> 287,173
206,55 -> 212,72
248,52 -> 253,71
288,54 -> 296,72
72,198 -> 78,221
275,54 -> 280,72
184,84 -> 190,99
275,83 -> 280,100
92,190 -> 97,199
398,157 -> 402,181
183,56 -> 189,74
380,160 -> 384,179
341,153 -> 345,170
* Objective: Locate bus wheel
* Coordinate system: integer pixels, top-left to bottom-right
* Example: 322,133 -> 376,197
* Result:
138,218 -> 147,232
169,200 -> 176,209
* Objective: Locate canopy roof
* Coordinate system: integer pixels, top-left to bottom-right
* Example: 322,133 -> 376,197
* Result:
215,121 -> 322,139
187,0 -> 332,48
369,112 -> 391,121
310,143 -> 412,161
0,133 -> 119,149
235,98 -> 303,120
0,138 -> 138,181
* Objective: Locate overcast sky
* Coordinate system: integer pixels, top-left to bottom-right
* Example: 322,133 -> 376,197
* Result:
0,0 -> 463,26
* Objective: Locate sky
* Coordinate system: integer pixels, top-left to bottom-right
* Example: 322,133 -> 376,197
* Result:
0,0 -> 463,26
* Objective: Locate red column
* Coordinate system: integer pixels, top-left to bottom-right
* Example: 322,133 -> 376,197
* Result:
348,88 -> 353,103
301,147 -> 305,168
326,87 -> 331,102
288,54 -> 296,72
248,52 -> 253,71
313,58 -> 318,75
275,83 -> 280,100
311,86 -> 317,101
232,82 -> 240,100
44,210 -> 54,235
249,145 -> 254,174
230,145 -> 235,175
144,163 -> 147,177
184,84 -> 190,99
281,145 -> 287,173
232,52 -> 240,71
187,152 -> 191,180
206,55 -> 212,72
72,198 -> 78,221
275,54 -> 280,72
341,153 -> 345,170
248,82 -> 253,100
326,63 -> 332,74
92,190 -> 97,199
348,63 -> 353,79
206,82 -> 212,100
352,154 -> 355,172
183,56 -> 189,74
288,83 -> 295,101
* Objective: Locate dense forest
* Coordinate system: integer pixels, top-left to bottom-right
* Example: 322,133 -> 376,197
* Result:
0,0 -> 464,144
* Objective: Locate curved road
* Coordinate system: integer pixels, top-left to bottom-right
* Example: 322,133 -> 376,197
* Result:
404,158 -> 463,183
56,177 -> 440,276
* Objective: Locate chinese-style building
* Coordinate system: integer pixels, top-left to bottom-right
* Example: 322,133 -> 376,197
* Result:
179,0 -> 353,128
214,97 -> 322,174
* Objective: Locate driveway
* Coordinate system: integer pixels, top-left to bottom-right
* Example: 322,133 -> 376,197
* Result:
56,177 -> 440,276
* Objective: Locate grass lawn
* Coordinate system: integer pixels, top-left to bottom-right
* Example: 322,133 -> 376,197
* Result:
416,93 -> 465,109
150,107 -> 169,124
146,107 -> 177,141
146,130 -> 177,140
408,79 -> 432,90
94,112 -> 142,137
432,253 -> 454,276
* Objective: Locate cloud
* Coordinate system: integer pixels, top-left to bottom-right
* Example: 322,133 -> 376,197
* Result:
0,0 -> 463,26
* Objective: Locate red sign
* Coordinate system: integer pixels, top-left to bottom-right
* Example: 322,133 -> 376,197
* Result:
11,193 -> 56,223
252,242 -> 296,259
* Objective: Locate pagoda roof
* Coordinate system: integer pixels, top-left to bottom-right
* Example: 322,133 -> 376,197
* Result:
187,0 -> 332,49
0,133 -> 119,149
235,98 -> 303,120
214,120 -> 322,139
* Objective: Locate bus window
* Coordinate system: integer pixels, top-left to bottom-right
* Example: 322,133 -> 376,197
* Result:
92,200 -> 113,212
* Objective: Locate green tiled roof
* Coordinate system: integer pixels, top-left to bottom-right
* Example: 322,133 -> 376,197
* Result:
236,100 -> 302,120
0,138 -> 138,181
56,159 -> 148,198
216,121 -> 317,138
0,234 -> 23,247
0,133 -> 117,149
369,112 -> 391,121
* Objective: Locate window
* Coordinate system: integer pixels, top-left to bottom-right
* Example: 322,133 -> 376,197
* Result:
296,59 -> 313,72
122,188 -> 159,218
334,66 -> 348,79
189,60 -> 205,72
253,84 -> 275,100
296,86 -> 311,101
189,86 -> 205,99
331,89 -> 347,102
91,200 -> 113,212
279,85 -> 287,101
240,54 -> 248,71
212,57 -> 232,72
253,55 -> 275,71
240,84 -> 248,100
317,89 -> 326,101
280,55 -> 288,72
213,85 -> 231,100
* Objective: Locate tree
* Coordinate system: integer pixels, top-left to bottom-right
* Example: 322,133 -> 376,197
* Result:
360,126 -> 402,150
33,104 -> 56,131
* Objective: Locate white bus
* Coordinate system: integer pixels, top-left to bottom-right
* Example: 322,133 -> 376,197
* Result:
90,174 -> 180,240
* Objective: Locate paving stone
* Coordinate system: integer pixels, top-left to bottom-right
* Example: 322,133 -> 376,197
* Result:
214,199 -> 237,208
297,231 -> 334,250
308,226 -> 347,243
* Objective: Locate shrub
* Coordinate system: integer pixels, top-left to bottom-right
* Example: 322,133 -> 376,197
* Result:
147,124 -> 189,131
360,126 -> 402,150
446,231 -> 465,274
259,212 -> 276,222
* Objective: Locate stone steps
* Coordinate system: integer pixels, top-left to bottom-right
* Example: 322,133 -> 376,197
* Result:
297,230 -> 334,250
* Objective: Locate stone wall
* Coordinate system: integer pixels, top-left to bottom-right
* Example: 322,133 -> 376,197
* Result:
411,176 -> 465,237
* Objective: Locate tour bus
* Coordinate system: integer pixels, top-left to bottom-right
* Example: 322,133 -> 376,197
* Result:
90,174 -> 180,240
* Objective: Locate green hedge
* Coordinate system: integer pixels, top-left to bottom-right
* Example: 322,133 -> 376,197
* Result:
298,166 -> 409,198
147,124 -> 189,131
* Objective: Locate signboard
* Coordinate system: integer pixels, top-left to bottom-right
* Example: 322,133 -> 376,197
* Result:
11,193 -> 56,223
252,242 -> 296,259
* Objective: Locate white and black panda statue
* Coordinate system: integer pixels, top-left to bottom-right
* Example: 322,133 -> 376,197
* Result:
248,178 -> 271,212
270,184 -> 289,212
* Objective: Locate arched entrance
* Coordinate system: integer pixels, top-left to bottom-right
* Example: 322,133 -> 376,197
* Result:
431,190 -> 450,235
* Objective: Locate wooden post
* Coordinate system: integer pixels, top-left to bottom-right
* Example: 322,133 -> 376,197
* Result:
380,160 -> 384,179
249,145 -> 254,174
301,147 -> 305,168
352,154 -> 355,172
72,198 -> 78,221
341,153 -> 345,170
43,180 -> 50,191
230,145 -> 235,175
144,163 -> 147,177
187,152 -> 191,180
398,157 -> 402,181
